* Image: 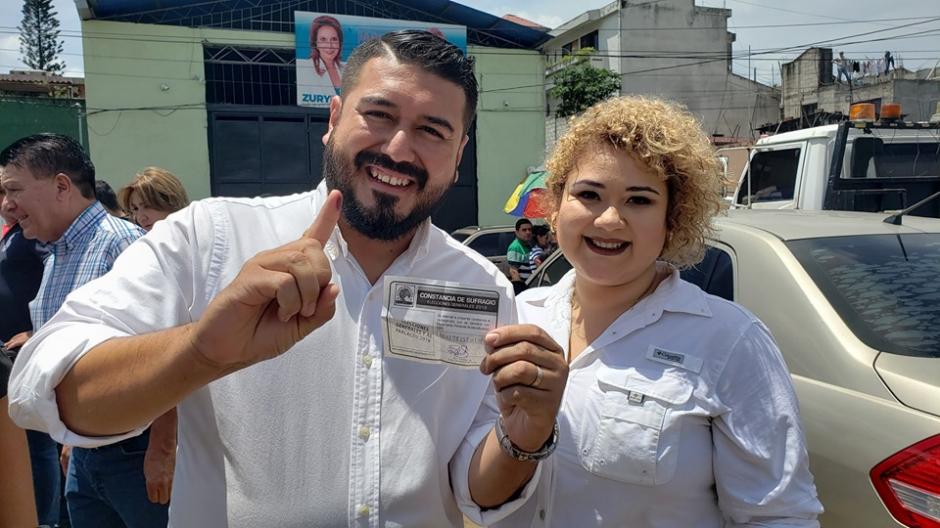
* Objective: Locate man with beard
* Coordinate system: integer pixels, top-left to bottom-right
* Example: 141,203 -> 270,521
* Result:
10,31 -> 568,527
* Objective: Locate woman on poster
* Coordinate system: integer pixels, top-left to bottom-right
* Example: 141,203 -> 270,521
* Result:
309,15 -> 344,96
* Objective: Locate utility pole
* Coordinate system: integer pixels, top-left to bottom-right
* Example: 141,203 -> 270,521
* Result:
75,101 -> 84,149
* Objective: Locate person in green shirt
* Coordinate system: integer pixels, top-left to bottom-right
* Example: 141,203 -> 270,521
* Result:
507,218 -> 533,292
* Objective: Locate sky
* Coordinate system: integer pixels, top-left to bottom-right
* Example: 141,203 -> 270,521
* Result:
0,0 -> 938,85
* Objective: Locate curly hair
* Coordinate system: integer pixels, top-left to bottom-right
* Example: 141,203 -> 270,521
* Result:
545,96 -> 723,268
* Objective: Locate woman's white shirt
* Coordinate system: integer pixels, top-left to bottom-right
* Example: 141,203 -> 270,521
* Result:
497,269 -> 823,528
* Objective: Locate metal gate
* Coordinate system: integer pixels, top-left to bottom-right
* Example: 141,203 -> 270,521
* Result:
204,43 -> 478,232
208,105 -> 328,197
207,106 -> 477,232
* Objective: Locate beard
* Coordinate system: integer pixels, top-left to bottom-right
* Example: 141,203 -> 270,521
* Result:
322,136 -> 452,241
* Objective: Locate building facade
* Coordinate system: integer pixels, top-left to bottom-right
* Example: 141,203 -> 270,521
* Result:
0,71 -> 88,151
781,47 -> 940,128
75,0 -> 549,231
542,0 -> 780,150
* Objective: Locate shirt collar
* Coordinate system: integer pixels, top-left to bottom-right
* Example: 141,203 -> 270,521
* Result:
651,268 -> 714,318
523,265 -> 713,364
53,201 -> 107,252
315,181 -> 432,268
523,265 -> 712,318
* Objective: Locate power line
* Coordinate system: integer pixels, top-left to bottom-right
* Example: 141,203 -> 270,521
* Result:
1,12 -> 939,46
0,14 -> 936,74
0,17 -> 934,59
4,45 -> 940,67
3,14 -> 938,37
484,19 -> 940,94
2,12 -> 936,96
725,0 -> 887,23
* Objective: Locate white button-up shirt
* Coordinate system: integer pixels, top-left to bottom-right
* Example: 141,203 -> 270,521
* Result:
10,183 -> 535,527
494,269 -> 823,528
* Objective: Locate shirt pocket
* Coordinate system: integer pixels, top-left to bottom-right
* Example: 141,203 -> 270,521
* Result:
582,370 -> 693,486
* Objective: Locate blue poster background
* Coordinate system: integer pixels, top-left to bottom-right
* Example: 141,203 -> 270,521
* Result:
295,12 -> 467,107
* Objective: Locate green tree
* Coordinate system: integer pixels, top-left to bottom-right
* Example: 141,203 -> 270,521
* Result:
18,0 -> 66,74
548,49 -> 621,118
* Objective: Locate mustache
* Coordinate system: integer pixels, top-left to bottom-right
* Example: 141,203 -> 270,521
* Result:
354,150 -> 428,189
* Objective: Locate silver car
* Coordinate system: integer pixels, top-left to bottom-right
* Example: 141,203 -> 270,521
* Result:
528,209 -> 940,528
451,225 -> 517,277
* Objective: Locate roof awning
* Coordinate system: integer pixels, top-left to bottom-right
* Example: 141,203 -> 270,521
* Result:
75,0 -> 551,49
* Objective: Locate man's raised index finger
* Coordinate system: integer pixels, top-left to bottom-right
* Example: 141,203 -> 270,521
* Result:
304,190 -> 342,244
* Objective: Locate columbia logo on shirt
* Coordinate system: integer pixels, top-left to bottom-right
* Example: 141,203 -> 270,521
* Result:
653,349 -> 684,365
645,346 -> 704,373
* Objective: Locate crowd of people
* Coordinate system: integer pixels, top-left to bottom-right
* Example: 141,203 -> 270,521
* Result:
503,218 -> 557,293
0,139 -> 189,528
2,29 -> 821,528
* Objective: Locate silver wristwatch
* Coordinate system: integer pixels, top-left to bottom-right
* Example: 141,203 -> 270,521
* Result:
494,416 -> 559,462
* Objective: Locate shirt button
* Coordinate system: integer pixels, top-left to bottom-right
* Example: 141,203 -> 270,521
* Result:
362,355 -> 373,368
356,504 -> 370,517
358,426 -> 371,440
539,509 -> 546,520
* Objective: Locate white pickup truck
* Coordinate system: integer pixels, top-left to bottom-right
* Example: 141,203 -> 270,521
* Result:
732,106 -> 940,220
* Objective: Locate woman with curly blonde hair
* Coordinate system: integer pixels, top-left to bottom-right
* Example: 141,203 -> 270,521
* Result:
119,167 -> 189,232
491,96 -> 821,526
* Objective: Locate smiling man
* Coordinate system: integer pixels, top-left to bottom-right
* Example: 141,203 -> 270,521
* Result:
10,31 -> 567,527
0,135 -> 176,528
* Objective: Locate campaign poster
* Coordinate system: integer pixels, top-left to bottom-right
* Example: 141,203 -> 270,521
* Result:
295,12 -> 467,107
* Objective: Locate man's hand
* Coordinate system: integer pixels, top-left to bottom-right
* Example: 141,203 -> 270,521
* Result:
144,409 -> 177,505
4,331 -> 30,351
480,325 -> 568,452
188,190 -> 343,373
144,440 -> 176,504
59,445 -> 71,476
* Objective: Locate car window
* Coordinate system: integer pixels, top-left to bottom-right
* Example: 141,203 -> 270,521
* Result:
531,249 -> 734,299
736,147 -> 801,205
787,233 -> 940,358
848,134 -> 940,179
875,142 -> 940,178
467,231 -> 511,257
451,232 -> 471,243
498,232 -> 518,256
680,246 -> 734,301
706,248 -> 734,301
535,253 -> 572,288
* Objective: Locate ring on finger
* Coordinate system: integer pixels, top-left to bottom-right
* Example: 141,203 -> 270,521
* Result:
531,364 -> 544,388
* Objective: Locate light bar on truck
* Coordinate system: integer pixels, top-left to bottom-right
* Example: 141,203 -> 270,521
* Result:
881,103 -> 902,120
850,103 -> 876,122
